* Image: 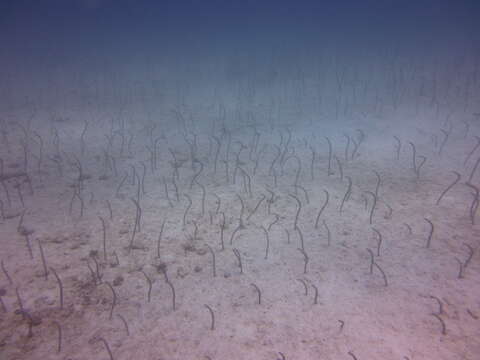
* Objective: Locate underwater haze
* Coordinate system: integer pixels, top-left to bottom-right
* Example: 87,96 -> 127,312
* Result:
0,1 -> 479,359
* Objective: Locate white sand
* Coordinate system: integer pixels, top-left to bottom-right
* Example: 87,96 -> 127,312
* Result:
0,49 -> 479,360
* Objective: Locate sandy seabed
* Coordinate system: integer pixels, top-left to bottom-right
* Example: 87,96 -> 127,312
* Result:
0,69 -> 479,360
